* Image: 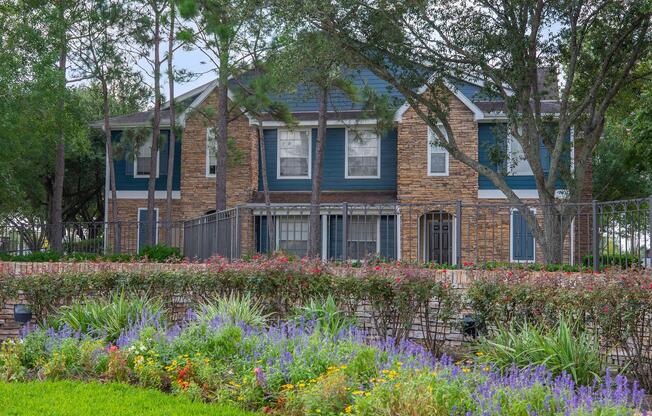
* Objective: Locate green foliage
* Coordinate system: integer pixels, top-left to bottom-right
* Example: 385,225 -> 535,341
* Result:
138,244 -> 182,262
46,293 -> 164,342
197,293 -> 270,327
582,253 -> 642,269
295,295 -> 356,336
0,381 -> 255,416
475,317 -> 605,385
467,269 -> 652,390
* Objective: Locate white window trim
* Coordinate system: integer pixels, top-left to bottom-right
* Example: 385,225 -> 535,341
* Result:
509,208 -> 536,263
277,128 -> 312,180
137,207 -> 159,252
345,128 -> 381,179
506,133 -> 534,176
134,134 -> 160,178
205,128 -> 216,178
427,127 -> 450,177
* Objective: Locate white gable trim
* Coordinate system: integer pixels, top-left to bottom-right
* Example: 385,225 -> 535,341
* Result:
392,82 -> 485,123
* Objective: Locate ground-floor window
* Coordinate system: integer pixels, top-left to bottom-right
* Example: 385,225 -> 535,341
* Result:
347,217 -> 378,259
277,216 -> 309,257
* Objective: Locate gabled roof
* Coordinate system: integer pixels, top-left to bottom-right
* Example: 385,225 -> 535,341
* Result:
94,67 -> 559,129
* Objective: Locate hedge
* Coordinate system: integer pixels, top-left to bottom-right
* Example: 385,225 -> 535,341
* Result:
0,257 -> 460,355
467,268 -> 652,390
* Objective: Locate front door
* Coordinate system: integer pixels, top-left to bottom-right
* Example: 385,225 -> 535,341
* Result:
424,213 -> 452,265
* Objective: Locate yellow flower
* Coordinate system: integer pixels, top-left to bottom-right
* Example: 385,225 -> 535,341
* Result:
364,392 -> 370,397
484,366 -> 490,372
345,406 -> 352,414
352,390 -> 365,396
381,369 -> 390,374
282,384 -> 294,390
475,351 -> 484,357
376,378 -> 386,383
298,383 -> 306,388
339,365 -> 347,369
462,368 -> 470,373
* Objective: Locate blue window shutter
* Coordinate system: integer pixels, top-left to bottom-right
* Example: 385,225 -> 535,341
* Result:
138,209 -> 158,252
255,215 -> 270,253
540,140 -> 551,173
379,216 -> 396,259
125,156 -> 134,176
512,210 -> 534,261
328,215 -> 343,260
159,132 -> 169,176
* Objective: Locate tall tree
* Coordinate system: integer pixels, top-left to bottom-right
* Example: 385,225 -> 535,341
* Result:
69,0 -> 139,251
304,0 -> 652,263
265,29 -> 356,257
164,1 -> 177,243
178,0 -> 268,211
129,0 -> 170,247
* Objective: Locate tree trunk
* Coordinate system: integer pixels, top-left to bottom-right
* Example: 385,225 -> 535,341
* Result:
165,2 -> 176,245
147,8 -> 162,249
257,125 -> 275,252
101,78 -> 119,253
51,14 -> 67,254
215,51 -> 229,212
308,88 -> 328,258
540,204 -> 565,264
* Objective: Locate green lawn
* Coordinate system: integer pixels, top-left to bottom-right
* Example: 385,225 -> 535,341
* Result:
0,381 -> 256,416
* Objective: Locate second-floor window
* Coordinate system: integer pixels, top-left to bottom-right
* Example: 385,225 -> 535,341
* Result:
428,127 -> 449,176
507,134 -> 533,176
134,134 -> 159,178
346,128 -> 380,178
206,128 -> 217,177
278,129 -> 311,179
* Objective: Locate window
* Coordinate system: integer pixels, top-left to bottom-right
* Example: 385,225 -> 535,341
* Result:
428,127 -> 449,176
346,129 -> 380,178
511,209 -> 535,262
277,217 -> 308,256
347,217 -> 378,259
134,134 -> 160,178
278,129 -> 311,178
507,134 -> 534,176
206,128 -> 217,177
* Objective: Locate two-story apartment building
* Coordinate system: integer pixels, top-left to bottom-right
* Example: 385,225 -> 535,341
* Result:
100,69 -> 590,264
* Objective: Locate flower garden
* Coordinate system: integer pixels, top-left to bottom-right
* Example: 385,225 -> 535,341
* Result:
0,256 -> 651,415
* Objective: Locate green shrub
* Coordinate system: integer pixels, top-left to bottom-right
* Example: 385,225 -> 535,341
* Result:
295,296 -> 356,336
0,251 -> 62,262
46,293 -> 164,342
474,317 -> 605,385
197,293 -> 270,327
582,253 -> 641,268
138,244 -> 182,262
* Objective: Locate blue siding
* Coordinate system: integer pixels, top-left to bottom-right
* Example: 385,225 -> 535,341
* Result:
235,68 -> 405,113
478,123 -> 567,190
112,130 -> 181,191
259,127 -> 397,192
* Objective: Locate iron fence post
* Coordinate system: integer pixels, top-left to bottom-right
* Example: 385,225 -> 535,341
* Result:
649,195 -> 652,267
592,200 -> 599,272
115,222 -> 121,254
456,200 -> 462,267
235,206 -> 241,260
342,202 -> 348,261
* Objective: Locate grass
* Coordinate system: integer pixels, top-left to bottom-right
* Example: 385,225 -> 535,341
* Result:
0,381 -> 255,416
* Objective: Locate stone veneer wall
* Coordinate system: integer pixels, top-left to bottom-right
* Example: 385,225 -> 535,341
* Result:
396,94 -> 479,262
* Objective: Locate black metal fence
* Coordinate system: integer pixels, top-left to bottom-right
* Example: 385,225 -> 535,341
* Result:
0,220 -> 184,257
182,198 -> 652,270
1,198 -> 650,269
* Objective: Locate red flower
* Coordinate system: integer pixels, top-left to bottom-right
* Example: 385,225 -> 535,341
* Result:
442,269 -> 448,273
602,306 -> 609,313
108,345 -> 119,353
507,271 -> 514,277
374,266 -> 382,271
